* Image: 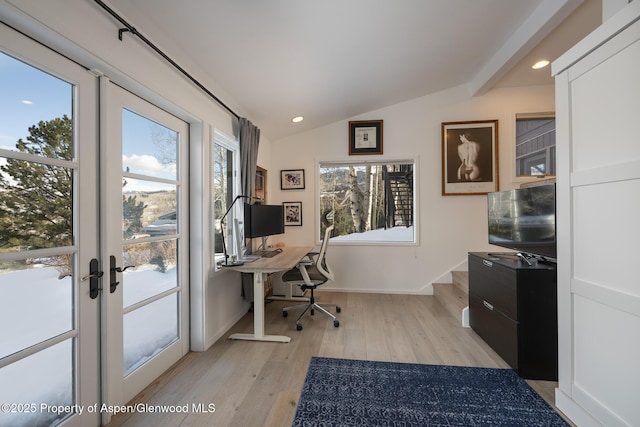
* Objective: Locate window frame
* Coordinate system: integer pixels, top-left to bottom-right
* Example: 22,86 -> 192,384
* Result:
212,129 -> 240,270
512,111 -> 556,184
316,158 -> 419,246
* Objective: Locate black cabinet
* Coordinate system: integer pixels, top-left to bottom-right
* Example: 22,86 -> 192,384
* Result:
468,252 -> 558,380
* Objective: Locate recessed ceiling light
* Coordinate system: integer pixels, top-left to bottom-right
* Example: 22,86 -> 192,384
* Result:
532,60 -> 550,70
292,116 -> 304,123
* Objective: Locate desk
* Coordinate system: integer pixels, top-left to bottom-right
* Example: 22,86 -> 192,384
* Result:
223,246 -> 312,343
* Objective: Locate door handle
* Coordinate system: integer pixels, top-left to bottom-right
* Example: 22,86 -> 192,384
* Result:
109,255 -> 135,293
82,258 -> 103,299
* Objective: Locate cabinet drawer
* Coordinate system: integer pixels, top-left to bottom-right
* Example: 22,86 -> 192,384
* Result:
468,255 -> 517,320
469,293 -> 518,370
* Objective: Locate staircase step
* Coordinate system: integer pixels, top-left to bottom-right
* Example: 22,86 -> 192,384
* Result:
452,271 -> 468,294
433,283 -> 468,323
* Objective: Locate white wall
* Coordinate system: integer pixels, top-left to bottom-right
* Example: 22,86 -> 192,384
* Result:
269,84 -> 556,294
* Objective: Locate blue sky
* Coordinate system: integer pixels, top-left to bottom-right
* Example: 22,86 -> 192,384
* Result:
1,51 -> 178,188
122,109 -> 177,182
0,51 -> 71,150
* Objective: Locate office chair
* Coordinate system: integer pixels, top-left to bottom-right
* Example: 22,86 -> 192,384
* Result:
282,225 -> 341,330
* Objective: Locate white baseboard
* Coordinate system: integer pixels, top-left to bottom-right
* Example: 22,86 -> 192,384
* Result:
318,286 -> 433,295
555,388 -> 602,427
204,305 -> 250,350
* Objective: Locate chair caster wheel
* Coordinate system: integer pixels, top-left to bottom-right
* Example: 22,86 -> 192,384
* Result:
296,324 -> 303,331
336,306 -> 341,313
310,309 -> 315,316
334,320 -> 339,327
283,311 -> 288,317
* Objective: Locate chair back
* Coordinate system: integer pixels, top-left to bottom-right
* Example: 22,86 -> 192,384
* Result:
315,225 -> 334,281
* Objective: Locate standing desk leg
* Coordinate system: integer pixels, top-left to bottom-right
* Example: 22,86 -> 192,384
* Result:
229,271 -> 291,343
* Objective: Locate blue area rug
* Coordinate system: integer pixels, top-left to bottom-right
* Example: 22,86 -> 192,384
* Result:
293,357 -> 568,426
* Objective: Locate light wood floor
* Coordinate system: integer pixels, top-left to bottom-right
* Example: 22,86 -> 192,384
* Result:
106,291 -> 570,427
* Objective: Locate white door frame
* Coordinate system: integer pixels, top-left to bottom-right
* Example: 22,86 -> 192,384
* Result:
100,79 -> 190,424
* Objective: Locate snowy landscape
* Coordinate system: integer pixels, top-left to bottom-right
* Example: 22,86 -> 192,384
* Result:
0,264 -> 176,427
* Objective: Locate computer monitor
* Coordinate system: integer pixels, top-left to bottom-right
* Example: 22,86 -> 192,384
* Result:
243,203 -> 285,239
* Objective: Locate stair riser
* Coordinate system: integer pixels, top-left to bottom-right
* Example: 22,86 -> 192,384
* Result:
433,283 -> 467,322
451,271 -> 468,294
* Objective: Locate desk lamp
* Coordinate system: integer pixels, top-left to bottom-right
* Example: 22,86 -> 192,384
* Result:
219,195 -> 253,267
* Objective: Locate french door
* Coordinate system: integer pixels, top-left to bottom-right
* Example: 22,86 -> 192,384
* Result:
0,24 -> 190,426
0,24 -> 100,427
100,81 -> 190,421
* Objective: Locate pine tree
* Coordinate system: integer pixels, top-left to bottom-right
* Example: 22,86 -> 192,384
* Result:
0,116 -> 73,251
122,192 -> 147,237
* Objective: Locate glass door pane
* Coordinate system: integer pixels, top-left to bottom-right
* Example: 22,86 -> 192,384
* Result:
120,110 -> 181,376
0,52 -> 76,427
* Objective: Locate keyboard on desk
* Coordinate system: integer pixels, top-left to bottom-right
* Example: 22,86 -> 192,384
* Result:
253,248 -> 282,258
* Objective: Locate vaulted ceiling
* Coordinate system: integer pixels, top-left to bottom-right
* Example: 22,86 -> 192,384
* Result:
106,0 -> 601,140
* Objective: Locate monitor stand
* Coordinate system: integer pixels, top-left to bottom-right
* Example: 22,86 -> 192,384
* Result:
259,236 -> 268,251
252,237 -> 282,258
234,218 -> 259,262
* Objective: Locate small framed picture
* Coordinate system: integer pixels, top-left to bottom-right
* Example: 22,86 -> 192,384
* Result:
280,169 -> 305,190
441,120 -> 499,196
283,201 -> 302,226
349,120 -> 383,155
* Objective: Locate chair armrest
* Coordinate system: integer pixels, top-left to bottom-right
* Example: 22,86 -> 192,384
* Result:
296,262 -> 313,285
305,251 -> 319,262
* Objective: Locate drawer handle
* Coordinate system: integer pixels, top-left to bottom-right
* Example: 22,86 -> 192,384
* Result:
482,259 -> 493,267
483,300 -> 494,311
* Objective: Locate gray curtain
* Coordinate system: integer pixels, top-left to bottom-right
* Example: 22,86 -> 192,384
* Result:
239,117 -> 260,301
239,117 -> 260,199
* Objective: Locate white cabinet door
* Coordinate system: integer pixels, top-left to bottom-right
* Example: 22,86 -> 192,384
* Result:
554,4 -> 640,426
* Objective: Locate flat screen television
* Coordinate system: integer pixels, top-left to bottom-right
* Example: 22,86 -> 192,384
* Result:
243,203 -> 285,239
487,184 -> 556,260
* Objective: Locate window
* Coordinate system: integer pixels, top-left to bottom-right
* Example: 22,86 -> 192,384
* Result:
515,113 -> 556,177
212,130 -> 239,268
319,161 -> 416,243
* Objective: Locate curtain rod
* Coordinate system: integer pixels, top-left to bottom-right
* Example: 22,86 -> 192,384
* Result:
93,0 -> 240,120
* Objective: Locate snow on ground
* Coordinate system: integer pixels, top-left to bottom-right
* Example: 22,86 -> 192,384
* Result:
330,225 -> 414,242
0,265 -> 177,427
